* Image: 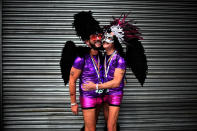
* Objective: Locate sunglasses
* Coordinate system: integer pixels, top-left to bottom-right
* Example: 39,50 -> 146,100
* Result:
90,33 -> 103,41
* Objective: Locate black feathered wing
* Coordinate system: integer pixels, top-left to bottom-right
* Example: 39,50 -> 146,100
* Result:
60,41 -> 90,85
126,38 -> 148,86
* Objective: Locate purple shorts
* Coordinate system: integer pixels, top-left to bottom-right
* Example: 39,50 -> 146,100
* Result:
80,96 -> 103,109
103,94 -> 123,106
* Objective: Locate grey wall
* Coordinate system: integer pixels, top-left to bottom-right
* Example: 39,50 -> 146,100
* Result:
2,0 -> 197,131
0,0 -> 3,130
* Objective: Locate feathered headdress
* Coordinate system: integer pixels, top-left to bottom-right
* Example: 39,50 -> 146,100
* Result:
73,11 -> 102,41
60,11 -> 102,85
103,13 -> 143,44
103,13 -> 148,86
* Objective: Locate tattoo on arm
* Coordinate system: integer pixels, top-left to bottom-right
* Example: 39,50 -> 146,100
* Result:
71,71 -> 74,76
120,71 -> 124,75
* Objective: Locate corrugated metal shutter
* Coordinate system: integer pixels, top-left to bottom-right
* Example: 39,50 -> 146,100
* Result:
0,0 -> 3,130
2,0 -> 197,130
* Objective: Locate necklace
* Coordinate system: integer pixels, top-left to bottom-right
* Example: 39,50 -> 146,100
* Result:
104,50 -> 117,78
90,54 -> 101,82
90,54 -> 104,94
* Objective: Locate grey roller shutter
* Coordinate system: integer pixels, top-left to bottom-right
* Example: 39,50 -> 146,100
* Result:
0,0 -> 3,130
2,0 -> 197,131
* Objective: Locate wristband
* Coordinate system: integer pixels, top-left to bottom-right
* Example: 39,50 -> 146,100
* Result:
96,83 -> 99,90
71,103 -> 77,106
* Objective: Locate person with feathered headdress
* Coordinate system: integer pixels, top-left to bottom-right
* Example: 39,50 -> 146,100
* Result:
60,11 -> 105,131
83,13 -> 148,131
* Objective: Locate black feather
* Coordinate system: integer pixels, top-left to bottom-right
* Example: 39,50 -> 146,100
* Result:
60,41 -> 90,85
73,11 -> 102,41
113,36 -> 125,58
126,38 -> 148,86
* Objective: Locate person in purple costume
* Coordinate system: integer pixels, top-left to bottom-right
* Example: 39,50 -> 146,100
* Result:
72,49 -> 105,108
61,13 -> 147,131
83,31 -> 126,131
68,11 -> 105,131
83,14 -> 148,131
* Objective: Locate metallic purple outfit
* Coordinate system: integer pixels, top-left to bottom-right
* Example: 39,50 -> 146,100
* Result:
104,52 -> 126,106
72,54 -> 104,109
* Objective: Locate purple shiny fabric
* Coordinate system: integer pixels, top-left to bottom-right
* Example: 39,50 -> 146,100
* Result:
80,96 -> 103,109
103,94 -> 123,106
72,54 -> 104,98
104,53 -> 126,95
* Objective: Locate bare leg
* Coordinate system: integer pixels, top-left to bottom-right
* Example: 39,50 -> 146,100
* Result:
103,102 -> 109,131
82,108 -> 96,131
95,105 -> 101,123
107,106 -> 120,131
103,102 -> 109,122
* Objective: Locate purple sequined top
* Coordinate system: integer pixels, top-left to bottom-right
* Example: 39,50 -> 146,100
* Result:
72,54 -> 104,98
104,52 -> 126,95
